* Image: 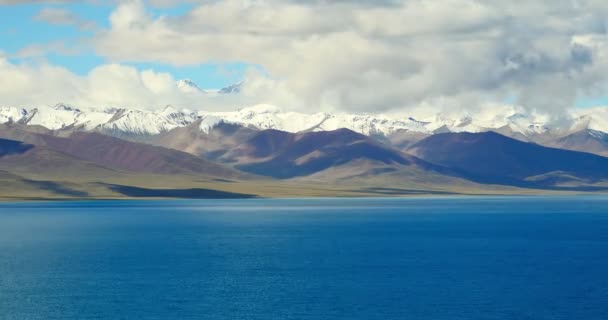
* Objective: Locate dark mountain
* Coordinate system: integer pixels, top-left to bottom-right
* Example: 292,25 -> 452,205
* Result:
408,131 -> 608,186
243,129 -> 295,158
234,128 -> 454,179
151,124 -> 489,190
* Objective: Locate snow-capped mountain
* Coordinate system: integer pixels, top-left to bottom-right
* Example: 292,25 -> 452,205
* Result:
203,104 -> 432,135
218,82 -> 242,94
2,103 -> 608,138
570,107 -> 608,134
0,107 -> 28,124
176,79 -> 242,95
99,108 -> 189,136
176,79 -> 205,94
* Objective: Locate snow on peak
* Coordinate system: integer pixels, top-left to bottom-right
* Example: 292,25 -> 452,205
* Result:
177,79 -> 204,94
199,115 -> 226,133
99,108 -> 198,135
239,104 -> 282,115
0,106 -> 28,124
160,105 -> 179,115
53,103 -> 81,112
219,82 -> 242,94
588,129 -> 608,140
4,102 -> 608,138
571,107 -> 608,134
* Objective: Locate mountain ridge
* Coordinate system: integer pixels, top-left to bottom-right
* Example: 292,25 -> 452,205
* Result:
4,102 -> 608,142
408,131 -> 608,187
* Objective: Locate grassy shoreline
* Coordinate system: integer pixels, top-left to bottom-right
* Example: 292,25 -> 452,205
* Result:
1,189 -> 604,203
2,169 -> 606,203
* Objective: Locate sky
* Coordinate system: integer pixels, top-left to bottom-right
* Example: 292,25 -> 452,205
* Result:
1,0 -> 608,116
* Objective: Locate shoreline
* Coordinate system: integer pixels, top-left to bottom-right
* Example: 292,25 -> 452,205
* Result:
2,191 -> 607,204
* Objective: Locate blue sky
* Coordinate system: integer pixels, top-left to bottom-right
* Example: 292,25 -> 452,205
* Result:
0,2 -> 246,89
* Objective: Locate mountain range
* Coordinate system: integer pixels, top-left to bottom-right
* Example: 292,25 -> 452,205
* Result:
2,80 -> 608,199
2,102 -> 608,156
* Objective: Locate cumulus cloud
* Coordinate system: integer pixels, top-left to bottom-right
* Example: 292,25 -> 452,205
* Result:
3,0 -> 608,118
0,57 -> 249,110
87,0 -> 608,117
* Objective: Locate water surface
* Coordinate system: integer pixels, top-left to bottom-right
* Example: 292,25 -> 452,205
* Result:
1,197 -> 608,319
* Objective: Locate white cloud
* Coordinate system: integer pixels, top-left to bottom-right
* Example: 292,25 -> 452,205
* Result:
3,0 -> 608,118
87,0 -> 608,117
0,58 -> 250,110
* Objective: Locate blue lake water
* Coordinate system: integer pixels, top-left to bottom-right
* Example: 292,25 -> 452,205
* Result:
1,197 -> 608,319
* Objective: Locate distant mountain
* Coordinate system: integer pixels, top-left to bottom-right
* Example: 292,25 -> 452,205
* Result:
4,102 -> 608,142
6,102 -> 608,190
0,134 -> 265,199
386,130 -> 430,150
6,121 -> 608,198
177,79 -> 242,95
0,135 -> 126,184
543,129 -> 608,157
152,120 -> 258,163
218,82 -> 242,94
150,123 -> 481,192
230,128 -> 457,180
176,79 -> 205,94
0,125 -> 490,199
408,131 -> 608,187
0,107 -> 28,124
0,124 -> 252,180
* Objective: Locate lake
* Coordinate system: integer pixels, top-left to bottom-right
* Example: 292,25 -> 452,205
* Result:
1,197 -> 608,319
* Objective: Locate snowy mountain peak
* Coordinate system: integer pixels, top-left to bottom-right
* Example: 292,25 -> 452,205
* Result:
199,115 -> 226,133
161,105 -> 179,115
53,103 -> 81,113
4,103 -> 608,139
219,82 -> 242,94
176,79 -> 204,94
588,129 -> 608,141
239,104 -> 282,115
0,106 -> 27,124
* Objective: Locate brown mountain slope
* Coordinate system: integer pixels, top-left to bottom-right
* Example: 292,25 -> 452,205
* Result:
0,138 -> 122,179
148,124 -> 504,190
0,136 -> 264,199
408,131 -> 608,187
151,120 -> 259,163
152,124 -> 478,184
230,128 -> 470,181
386,130 -> 430,150
542,129 -> 608,157
0,124 -> 253,180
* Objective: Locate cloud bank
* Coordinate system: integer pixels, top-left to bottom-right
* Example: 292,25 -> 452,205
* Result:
0,58 -> 249,110
88,0 -> 608,114
3,0 -> 608,117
